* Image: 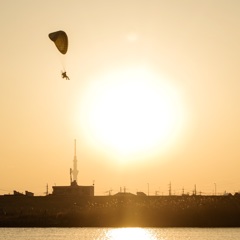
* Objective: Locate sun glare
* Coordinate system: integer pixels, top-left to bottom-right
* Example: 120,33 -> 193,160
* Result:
80,67 -> 185,163
106,228 -> 156,240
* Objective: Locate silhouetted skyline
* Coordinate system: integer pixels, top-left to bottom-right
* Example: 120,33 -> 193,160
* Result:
1,1 -> 240,196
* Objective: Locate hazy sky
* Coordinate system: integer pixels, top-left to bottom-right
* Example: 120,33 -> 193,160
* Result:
1,0 -> 240,196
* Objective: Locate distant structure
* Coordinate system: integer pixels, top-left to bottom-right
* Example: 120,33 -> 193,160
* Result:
72,139 -> 78,183
52,139 -> 94,196
13,190 -> 34,196
137,192 -> 147,196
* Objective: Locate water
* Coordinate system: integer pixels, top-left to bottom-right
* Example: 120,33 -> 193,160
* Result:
0,228 -> 240,240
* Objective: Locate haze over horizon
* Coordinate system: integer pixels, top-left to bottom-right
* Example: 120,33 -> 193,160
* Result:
1,1 -> 240,196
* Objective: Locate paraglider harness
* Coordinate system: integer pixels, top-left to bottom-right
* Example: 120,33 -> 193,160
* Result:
61,71 -> 70,80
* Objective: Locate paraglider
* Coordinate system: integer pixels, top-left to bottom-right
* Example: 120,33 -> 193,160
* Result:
62,71 -> 70,80
49,30 -> 70,80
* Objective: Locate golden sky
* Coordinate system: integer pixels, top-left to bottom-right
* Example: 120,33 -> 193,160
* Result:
1,0 -> 240,196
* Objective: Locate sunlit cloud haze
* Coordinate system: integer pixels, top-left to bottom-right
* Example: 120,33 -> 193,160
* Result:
1,1 -> 240,196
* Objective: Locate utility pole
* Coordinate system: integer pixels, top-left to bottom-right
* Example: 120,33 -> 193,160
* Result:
169,182 -> 172,196
45,184 -> 49,196
193,184 -> 197,195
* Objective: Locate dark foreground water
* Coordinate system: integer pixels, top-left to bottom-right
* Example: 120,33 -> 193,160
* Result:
0,228 -> 240,240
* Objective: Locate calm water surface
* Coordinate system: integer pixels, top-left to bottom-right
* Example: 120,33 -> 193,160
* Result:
0,228 -> 240,240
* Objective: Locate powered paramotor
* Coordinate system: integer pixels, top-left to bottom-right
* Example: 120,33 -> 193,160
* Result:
49,30 -> 70,80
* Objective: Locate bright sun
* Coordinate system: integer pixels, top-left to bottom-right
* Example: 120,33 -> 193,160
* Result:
80,67 -> 185,163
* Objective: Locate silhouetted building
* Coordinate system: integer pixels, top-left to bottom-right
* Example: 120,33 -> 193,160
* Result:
13,191 -> 24,196
25,191 -> 34,196
114,192 -> 136,197
52,180 -> 94,196
137,191 -> 147,196
12,190 -> 34,196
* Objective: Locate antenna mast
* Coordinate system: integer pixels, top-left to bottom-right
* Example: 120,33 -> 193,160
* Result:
45,184 -> 49,196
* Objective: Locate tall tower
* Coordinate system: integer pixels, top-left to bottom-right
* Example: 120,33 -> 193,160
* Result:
72,139 -> 79,183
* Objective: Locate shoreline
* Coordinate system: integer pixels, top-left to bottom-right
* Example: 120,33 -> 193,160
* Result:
1,194 -> 240,227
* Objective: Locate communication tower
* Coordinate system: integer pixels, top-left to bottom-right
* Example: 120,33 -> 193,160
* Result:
72,139 -> 79,183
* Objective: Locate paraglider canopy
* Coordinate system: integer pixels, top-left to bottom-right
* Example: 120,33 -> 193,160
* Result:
48,30 -> 68,54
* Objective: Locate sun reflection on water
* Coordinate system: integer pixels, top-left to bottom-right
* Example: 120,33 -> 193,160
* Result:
106,228 -> 158,240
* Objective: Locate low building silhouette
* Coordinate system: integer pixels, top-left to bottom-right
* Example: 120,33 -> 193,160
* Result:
52,180 -> 94,196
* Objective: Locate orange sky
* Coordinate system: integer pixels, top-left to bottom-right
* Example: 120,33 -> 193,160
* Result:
1,1 -> 240,196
